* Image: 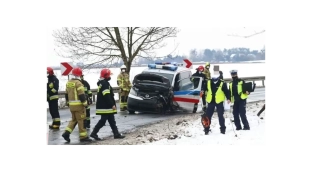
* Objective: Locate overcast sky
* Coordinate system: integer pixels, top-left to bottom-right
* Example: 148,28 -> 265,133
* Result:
47,27 -> 265,66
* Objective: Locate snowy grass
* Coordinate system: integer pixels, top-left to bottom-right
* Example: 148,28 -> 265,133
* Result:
147,101 -> 265,145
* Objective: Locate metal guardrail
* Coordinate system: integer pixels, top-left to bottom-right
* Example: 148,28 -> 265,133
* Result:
57,76 -> 265,102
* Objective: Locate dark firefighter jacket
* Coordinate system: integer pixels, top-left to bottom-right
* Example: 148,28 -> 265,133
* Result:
202,79 -> 230,103
80,79 -> 92,98
65,79 -> 88,110
47,75 -> 59,101
191,71 -> 207,90
96,79 -> 117,115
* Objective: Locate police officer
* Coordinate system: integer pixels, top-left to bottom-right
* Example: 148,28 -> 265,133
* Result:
80,74 -> 92,129
201,75 -> 230,135
117,65 -> 132,111
203,62 -> 211,79
229,70 -> 250,130
192,66 -> 207,112
90,68 -> 125,140
47,67 -> 61,130
62,67 -> 92,142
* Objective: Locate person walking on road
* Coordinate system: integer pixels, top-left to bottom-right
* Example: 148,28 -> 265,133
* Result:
203,62 -> 211,79
191,66 -> 207,112
90,68 -> 125,140
201,75 -> 230,135
47,67 -> 61,130
229,69 -> 250,130
117,65 -> 132,111
80,74 -> 93,129
62,67 -> 92,142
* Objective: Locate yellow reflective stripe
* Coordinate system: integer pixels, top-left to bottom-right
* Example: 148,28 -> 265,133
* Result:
117,79 -> 121,81
102,89 -> 110,95
84,87 -> 88,91
86,117 -> 90,120
65,127 -> 72,133
80,132 -> 87,137
69,100 -> 82,105
96,109 -> 117,113
86,106 -> 90,109
51,88 -> 57,93
53,118 -> 60,121
88,90 -> 92,94
49,83 -> 53,88
49,95 -> 58,100
77,86 -> 84,91
82,101 -> 88,106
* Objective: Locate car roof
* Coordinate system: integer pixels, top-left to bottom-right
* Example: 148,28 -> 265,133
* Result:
143,67 -> 191,75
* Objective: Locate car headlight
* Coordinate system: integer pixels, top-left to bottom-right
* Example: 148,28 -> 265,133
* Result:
129,88 -> 138,96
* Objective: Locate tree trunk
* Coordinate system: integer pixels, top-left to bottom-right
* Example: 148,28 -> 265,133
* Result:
126,61 -> 132,74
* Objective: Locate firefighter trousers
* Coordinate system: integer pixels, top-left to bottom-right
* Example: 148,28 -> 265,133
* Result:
233,99 -> 250,129
120,91 -> 129,110
65,105 -> 88,139
93,114 -> 119,135
48,99 -> 61,127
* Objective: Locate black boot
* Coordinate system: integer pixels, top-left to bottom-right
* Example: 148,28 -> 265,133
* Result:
80,137 -> 93,142
113,129 -> 125,139
204,128 -> 211,135
220,128 -> 226,134
90,126 -> 102,140
62,131 -> 71,142
236,127 -> 242,131
84,120 -> 90,129
243,127 -> 250,130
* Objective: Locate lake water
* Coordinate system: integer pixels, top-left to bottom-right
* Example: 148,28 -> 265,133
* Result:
47,62 -> 265,108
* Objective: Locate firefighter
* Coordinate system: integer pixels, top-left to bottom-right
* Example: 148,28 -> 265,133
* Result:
203,62 -> 211,79
229,69 -> 250,130
117,65 -> 132,111
201,75 -> 230,135
47,67 -> 61,130
90,68 -> 125,140
191,66 -> 207,112
80,74 -> 92,129
62,67 -> 92,142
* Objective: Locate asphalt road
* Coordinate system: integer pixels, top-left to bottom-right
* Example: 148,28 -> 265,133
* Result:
47,87 -> 265,145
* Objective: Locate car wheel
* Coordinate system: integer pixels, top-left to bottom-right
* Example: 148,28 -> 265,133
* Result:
128,110 -> 135,114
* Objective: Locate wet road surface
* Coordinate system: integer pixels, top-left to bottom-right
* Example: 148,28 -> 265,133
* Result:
47,88 -> 265,145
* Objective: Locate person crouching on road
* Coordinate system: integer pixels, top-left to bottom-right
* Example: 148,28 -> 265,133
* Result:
47,67 -> 61,130
80,74 -> 93,129
201,75 -> 230,135
191,66 -> 207,112
62,67 -> 92,142
229,70 -> 250,130
90,68 -> 125,140
117,65 -> 132,112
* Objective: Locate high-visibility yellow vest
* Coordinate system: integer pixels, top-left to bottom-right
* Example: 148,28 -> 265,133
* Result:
229,81 -> 248,102
206,80 -> 225,104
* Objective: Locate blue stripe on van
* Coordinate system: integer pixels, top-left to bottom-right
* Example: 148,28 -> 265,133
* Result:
173,90 -> 200,95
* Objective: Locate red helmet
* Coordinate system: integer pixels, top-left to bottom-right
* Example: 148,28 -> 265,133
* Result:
72,67 -> 83,77
197,66 -> 204,72
100,68 -> 111,79
47,67 -> 54,75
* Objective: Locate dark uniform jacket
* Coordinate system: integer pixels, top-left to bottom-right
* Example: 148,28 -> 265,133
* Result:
96,79 -> 117,115
192,71 -> 207,90
47,75 -> 59,101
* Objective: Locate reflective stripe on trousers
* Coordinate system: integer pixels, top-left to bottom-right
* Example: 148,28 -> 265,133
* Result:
69,100 -> 87,106
96,109 -> 117,114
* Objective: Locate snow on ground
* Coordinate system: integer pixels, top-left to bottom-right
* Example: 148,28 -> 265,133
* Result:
147,101 -> 265,145
93,101 -> 265,145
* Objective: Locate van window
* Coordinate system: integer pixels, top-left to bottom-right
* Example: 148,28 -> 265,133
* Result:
178,71 -> 193,91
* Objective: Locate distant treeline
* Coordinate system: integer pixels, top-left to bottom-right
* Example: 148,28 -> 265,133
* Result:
52,47 -> 265,69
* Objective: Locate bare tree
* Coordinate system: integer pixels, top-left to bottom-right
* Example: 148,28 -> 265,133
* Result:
53,27 -> 179,73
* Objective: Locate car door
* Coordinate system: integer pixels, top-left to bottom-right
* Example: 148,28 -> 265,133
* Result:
173,71 -> 203,111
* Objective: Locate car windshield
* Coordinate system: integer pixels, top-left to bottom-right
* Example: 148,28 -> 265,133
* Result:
142,71 -> 174,85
